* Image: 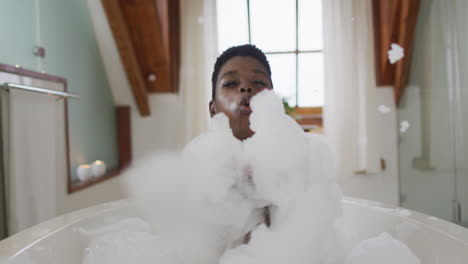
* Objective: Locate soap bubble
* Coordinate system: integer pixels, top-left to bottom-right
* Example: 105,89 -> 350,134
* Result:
400,120 -> 410,133
378,104 -> 391,114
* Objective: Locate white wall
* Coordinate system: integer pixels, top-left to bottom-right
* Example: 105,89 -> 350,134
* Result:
50,75 -> 124,215
337,86 -> 399,205
56,1 -> 187,215
88,0 -> 190,161
62,2 -> 185,214
57,178 -> 123,215
87,0 -> 199,162
87,0 -> 218,160
321,0 -> 400,206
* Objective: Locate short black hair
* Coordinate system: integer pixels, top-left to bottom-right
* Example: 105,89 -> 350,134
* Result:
211,44 -> 272,99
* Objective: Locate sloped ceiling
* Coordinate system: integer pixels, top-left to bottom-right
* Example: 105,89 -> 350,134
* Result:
372,0 -> 420,106
101,0 -> 180,116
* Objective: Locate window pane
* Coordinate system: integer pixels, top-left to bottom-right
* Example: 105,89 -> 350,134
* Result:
250,0 -> 296,52
267,54 -> 297,106
216,0 -> 249,53
298,52 -> 323,106
298,0 -> 323,50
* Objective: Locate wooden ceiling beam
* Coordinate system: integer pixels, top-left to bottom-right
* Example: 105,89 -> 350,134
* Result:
101,0 -> 151,116
161,0 -> 181,93
118,0 -> 172,93
372,0 -> 420,106
394,0 -> 420,106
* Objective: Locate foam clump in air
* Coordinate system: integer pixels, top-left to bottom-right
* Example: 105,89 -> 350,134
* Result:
388,43 -> 404,64
81,89 -> 420,264
345,232 -> 420,264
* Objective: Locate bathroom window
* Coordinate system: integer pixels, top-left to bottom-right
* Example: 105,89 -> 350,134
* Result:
216,0 -> 324,108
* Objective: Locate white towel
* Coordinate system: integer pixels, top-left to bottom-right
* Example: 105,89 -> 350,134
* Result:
7,89 -> 57,235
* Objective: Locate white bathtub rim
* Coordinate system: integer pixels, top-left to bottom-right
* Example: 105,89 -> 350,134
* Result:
1,197 -> 467,258
0,200 -> 131,258
342,197 -> 468,246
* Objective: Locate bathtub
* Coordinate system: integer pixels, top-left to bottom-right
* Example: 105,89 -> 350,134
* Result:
0,197 -> 467,263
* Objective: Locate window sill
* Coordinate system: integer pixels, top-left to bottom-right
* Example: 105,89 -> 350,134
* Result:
68,167 -> 124,193
290,107 -> 323,134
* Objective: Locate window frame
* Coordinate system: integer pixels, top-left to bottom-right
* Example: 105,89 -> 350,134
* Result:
246,0 -> 323,107
246,0 -> 323,131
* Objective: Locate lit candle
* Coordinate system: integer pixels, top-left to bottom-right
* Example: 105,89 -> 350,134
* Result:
91,160 -> 107,178
76,164 -> 91,182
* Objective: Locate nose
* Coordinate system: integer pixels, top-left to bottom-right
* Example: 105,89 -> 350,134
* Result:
239,86 -> 252,93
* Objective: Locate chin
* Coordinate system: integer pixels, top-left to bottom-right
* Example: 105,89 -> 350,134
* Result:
234,130 -> 254,141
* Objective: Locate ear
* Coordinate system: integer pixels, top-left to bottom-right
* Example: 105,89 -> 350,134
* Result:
209,100 -> 216,117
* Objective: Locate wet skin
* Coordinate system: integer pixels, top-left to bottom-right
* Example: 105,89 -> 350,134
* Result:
209,56 -> 273,141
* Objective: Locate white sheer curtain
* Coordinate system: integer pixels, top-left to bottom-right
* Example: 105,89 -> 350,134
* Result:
178,0 -> 218,145
322,0 -> 381,183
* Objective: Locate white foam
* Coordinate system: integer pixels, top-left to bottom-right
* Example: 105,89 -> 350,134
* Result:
81,89 -> 418,264
398,209 -> 413,217
345,232 -> 420,264
82,229 -> 177,264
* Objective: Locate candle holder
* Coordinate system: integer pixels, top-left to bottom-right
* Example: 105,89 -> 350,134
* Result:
91,160 -> 107,178
76,164 -> 92,182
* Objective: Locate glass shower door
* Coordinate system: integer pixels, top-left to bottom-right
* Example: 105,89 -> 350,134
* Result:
451,0 -> 468,227
398,0 -> 467,224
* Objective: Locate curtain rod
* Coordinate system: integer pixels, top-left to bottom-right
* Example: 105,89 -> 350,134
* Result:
1,82 -> 80,99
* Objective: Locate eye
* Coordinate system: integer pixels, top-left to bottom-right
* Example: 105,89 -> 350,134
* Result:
253,80 -> 267,86
223,80 -> 239,88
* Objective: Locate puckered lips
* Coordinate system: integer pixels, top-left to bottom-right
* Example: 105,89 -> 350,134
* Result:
239,96 -> 252,114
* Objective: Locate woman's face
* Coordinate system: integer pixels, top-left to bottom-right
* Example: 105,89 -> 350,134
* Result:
210,56 -> 273,141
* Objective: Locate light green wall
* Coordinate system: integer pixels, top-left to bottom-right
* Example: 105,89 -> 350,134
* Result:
0,1 -> 38,69
0,0 -> 118,182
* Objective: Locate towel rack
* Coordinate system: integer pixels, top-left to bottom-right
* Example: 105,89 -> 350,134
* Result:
1,82 -> 80,99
